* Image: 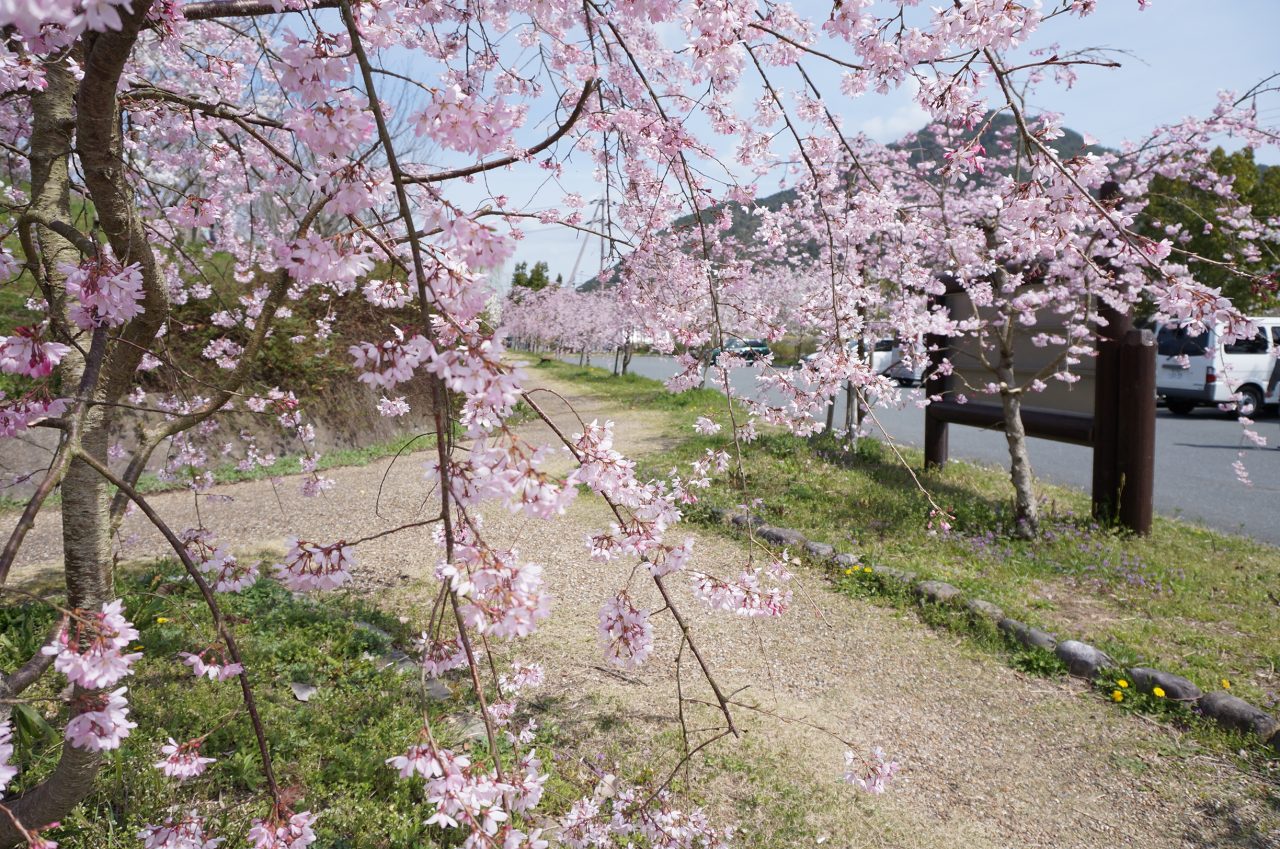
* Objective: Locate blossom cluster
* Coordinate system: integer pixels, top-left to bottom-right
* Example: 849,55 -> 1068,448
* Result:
42,600 -> 141,690
246,810 -> 317,849
558,779 -> 729,849
274,538 -> 356,592
64,256 -> 146,329
598,591 -> 654,670
0,326 -> 69,379
182,528 -> 259,593
386,736 -> 546,846
691,555 -> 793,618
843,747 -> 901,795
138,812 -> 222,849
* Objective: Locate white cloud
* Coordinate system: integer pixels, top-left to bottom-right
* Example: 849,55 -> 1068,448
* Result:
860,100 -> 929,143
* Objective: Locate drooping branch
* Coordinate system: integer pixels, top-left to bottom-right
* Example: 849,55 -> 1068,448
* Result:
121,84 -> 285,129
520,392 -> 740,736
179,0 -> 339,19
72,450 -> 284,803
401,79 -> 598,185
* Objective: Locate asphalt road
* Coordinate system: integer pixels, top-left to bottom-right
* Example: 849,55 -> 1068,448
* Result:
590,354 -> 1280,545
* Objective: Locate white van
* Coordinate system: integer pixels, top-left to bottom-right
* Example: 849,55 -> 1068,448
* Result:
1155,317 -> 1280,417
801,339 -> 927,385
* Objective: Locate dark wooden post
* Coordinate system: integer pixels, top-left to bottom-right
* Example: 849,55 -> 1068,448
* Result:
1116,328 -> 1156,534
1091,302 -> 1132,523
924,292 -> 951,470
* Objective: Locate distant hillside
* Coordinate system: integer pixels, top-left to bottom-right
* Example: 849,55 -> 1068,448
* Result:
581,112 -> 1111,289
893,110 -> 1108,171
675,112 -> 1108,248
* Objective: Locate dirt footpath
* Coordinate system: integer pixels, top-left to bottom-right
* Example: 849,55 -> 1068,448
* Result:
10,369 -> 1277,848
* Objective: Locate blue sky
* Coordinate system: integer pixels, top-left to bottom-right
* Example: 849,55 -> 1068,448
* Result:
421,0 -> 1280,287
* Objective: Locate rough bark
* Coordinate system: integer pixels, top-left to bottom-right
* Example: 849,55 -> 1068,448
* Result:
27,61 -> 79,310
78,10 -> 167,400
0,55 -> 108,849
1,7 -> 160,841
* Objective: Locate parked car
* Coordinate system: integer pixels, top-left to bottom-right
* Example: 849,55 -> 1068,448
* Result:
883,338 -> 927,386
708,337 -> 771,364
801,338 -> 926,386
1155,316 -> 1280,417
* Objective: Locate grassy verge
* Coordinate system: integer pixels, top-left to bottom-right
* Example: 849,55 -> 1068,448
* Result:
1,567 -> 546,847
0,433 -> 433,513
525,359 -> 730,415
531,358 -> 1280,723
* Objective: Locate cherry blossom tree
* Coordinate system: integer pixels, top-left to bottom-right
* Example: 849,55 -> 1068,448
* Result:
1,0 -> 1276,846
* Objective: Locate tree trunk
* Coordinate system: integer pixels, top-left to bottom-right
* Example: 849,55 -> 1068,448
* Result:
844,380 -> 857,442
621,338 -> 632,376
997,363 -> 1038,538
613,346 -> 621,375
2,8 -> 162,839
0,56 -> 111,848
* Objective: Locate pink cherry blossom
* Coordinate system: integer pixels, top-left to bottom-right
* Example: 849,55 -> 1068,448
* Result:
377,396 -> 410,417
64,256 -> 145,329
415,634 -> 467,678
385,741 -> 514,838
440,546 -> 551,639
386,742 -> 443,780
500,662 -> 545,694
349,328 -> 431,391
155,738 -> 216,780
64,687 -> 137,752
179,650 -> 243,682
274,538 -> 356,591
692,416 -> 722,435
598,592 -> 654,669
182,529 -> 259,593
138,811 -> 221,849
691,556 -> 792,618
843,747 -> 901,794
246,810 -> 316,849
41,599 -> 141,690
24,832 -> 59,849
0,326 -> 69,378
0,391 -> 68,439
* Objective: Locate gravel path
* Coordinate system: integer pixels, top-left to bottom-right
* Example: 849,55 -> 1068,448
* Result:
9,370 -> 1277,848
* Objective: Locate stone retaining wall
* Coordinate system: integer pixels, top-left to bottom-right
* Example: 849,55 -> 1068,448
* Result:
712,508 -> 1280,754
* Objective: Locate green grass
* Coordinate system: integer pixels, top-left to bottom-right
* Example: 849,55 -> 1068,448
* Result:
531,358 -> 729,415
0,568 -> 545,847
533,359 -> 1280,725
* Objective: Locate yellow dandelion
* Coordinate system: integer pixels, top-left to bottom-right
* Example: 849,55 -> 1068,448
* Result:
863,566 -> 873,573
155,617 -> 170,624
1152,686 -> 1166,698
1117,679 -> 1129,689
843,568 -> 853,576
1111,690 -> 1123,703
1221,679 -> 1231,690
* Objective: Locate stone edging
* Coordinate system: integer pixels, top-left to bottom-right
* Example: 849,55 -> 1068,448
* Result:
710,508 -> 1280,754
